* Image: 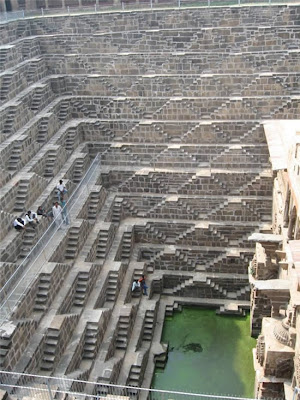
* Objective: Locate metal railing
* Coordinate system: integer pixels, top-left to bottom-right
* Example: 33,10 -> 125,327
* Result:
0,0 -> 299,23
0,153 -> 100,326
1,371 -> 298,400
0,370 -> 262,400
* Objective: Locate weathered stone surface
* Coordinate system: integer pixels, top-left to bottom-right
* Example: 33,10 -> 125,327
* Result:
0,5 -> 299,399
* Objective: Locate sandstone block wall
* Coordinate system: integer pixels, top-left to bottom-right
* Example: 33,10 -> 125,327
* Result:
0,5 -> 298,399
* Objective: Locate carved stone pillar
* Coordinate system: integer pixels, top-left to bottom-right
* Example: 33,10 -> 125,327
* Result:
283,189 -> 290,228
287,208 -> 296,240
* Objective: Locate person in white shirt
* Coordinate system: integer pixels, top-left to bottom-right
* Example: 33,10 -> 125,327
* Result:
131,280 -> 140,292
13,217 -> 26,231
25,211 -> 37,228
52,202 -> 63,228
26,210 -> 39,224
56,179 -> 67,201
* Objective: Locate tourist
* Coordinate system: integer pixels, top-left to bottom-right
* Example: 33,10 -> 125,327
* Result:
52,202 -> 63,228
56,179 -> 67,201
37,205 -> 53,220
25,210 -> 38,228
37,206 -> 48,217
13,217 -> 26,231
60,193 -> 69,225
27,210 -> 39,224
132,279 -> 140,292
139,275 -> 148,296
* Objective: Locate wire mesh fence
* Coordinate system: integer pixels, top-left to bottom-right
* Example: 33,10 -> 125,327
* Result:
0,0 -> 299,23
0,154 -> 100,326
0,370 -> 268,400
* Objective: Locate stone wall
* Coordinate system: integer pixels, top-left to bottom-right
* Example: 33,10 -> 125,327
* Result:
0,4 -> 299,398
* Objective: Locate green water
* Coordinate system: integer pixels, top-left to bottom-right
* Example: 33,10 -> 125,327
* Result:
152,308 -> 256,398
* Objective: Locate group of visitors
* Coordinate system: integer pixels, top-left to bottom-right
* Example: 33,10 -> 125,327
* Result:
13,180 -> 69,233
13,177 -> 150,296
132,275 -> 148,296
13,210 -> 39,231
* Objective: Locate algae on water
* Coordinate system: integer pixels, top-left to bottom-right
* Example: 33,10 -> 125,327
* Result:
152,307 -> 256,398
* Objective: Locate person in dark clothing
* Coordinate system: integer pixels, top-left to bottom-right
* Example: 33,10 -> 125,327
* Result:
138,275 -> 148,296
13,217 -> 26,231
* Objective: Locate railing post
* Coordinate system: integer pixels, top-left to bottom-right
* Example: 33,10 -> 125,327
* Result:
150,0 -> 153,9
5,11 -> 8,21
46,382 -> 54,400
95,3 -> 97,12
208,0 -> 210,7
292,387 -> 300,400
178,0 -> 180,8
22,9 -> 25,18
238,0 -> 240,5
67,5 -> 70,14
41,7 -> 44,16
122,1 -> 124,10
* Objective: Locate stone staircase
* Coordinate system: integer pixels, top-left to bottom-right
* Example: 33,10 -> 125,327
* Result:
205,251 -> 231,272
0,319 -> 36,370
217,304 -> 246,316
73,271 -> 90,308
126,349 -> 149,388
142,309 -> 155,342
120,230 -> 133,261
267,97 -> 293,119
14,179 -> 29,212
3,105 -> 17,137
30,264 -> 69,314
34,274 -> 51,312
30,86 -> 45,113
175,226 -> 196,243
0,74 -> 13,102
58,100 -> 69,122
105,271 -> 119,303
72,157 -> 87,183
145,224 -> 167,242
40,328 -> 60,371
127,364 -> 142,387
40,314 -> 79,372
0,47 -> 8,70
19,226 -> 36,258
111,199 -> 122,223
65,227 -> 81,259
206,277 -> 228,297
83,322 -> 100,360
235,285 -> 251,300
8,141 -> 22,171
96,229 -> 110,259
231,170 -> 272,196
146,249 -> 168,273
65,127 -> 78,151
26,58 -> 43,83
165,302 -> 182,317
116,315 -> 130,350
87,191 -> 101,220
44,149 -> 57,178
37,116 -> 50,143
